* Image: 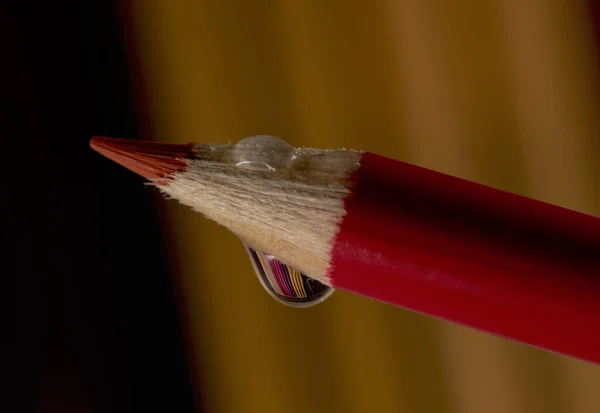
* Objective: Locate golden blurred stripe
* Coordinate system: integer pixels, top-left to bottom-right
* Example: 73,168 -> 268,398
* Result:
499,1 -> 600,412
271,2 -> 413,412
565,361 -> 600,413
387,1 -> 471,173
132,2 -> 319,412
386,2 -> 525,412
270,1 -> 407,154
499,0 -> 598,212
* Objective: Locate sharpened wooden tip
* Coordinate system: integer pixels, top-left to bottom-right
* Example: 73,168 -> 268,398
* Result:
90,136 -> 194,182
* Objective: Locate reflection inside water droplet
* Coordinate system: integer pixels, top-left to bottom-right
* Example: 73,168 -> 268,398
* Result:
242,243 -> 333,307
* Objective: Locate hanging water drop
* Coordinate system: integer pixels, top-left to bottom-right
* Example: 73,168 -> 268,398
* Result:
242,243 -> 333,307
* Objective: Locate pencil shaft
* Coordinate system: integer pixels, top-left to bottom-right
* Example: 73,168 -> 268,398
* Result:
330,153 -> 600,363
91,136 -> 600,363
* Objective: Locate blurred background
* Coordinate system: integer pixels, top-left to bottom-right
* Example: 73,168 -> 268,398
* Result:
7,1 -> 600,412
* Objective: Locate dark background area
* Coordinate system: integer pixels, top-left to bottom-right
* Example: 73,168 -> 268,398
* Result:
5,2 -> 195,412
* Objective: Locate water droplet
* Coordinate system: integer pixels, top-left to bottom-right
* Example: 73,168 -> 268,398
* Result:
223,135 -> 295,172
242,243 -> 333,307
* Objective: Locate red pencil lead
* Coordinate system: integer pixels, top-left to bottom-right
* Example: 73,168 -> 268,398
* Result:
90,136 -> 194,182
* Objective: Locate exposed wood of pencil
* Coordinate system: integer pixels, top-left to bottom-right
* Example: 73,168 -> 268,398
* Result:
90,136 -> 600,364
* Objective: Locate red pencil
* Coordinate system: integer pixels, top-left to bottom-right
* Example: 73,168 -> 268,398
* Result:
91,135 -> 600,364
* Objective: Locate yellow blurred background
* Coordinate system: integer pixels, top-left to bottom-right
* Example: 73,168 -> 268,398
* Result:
127,1 -> 600,412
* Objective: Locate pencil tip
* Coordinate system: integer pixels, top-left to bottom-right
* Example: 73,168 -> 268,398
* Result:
90,136 -> 193,182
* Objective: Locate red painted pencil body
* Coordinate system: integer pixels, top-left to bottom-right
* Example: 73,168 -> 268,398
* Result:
330,153 -> 600,363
